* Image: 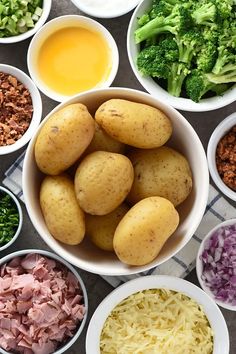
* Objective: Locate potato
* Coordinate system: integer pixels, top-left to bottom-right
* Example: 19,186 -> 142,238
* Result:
40,175 -> 85,245
85,122 -> 125,155
35,103 -> 95,175
74,151 -> 134,215
85,203 -> 129,251
113,197 -> 179,266
95,99 -> 172,148
127,146 -> 193,207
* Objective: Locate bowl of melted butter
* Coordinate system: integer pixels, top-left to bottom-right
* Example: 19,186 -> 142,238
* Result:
27,15 -> 119,102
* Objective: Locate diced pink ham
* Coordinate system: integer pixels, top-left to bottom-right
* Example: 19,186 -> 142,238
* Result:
0,254 -> 85,354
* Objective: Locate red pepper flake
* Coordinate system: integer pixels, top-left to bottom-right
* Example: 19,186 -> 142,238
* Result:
0,72 -> 33,147
216,125 -> 236,191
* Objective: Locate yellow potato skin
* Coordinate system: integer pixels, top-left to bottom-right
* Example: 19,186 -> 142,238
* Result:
127,146 -> 193,207
95,99 -> 172,149
85,204 -> 129,251
85,122 -> 125,155
113,197 -> 179,266
35,103 -> 95,175
74,151 -> 134,215
40,175 -> 85,245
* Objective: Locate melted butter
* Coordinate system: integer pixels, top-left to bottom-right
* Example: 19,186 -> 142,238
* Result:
37,26 -> 111,96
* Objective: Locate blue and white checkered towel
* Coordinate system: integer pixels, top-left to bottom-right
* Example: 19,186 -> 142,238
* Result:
3,153 -> 236,287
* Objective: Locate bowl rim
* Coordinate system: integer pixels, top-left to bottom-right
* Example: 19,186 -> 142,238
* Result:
0,0 -> 52,44
207,112 -> 236,201
0,248 -> 88,354
22,86 -> 209,276
0,63 -> 42,155
27,14 -> 119,102
126,0 -> 236,112
70,0 -> 141,19
0,186 -> 23,252
86,275 -> 229,354
196,218 -> 236,311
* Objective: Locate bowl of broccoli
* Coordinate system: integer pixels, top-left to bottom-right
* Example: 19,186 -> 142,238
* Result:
127,0 -> 236,111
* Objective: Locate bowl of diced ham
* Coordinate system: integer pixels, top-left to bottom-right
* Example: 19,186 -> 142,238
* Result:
0,249 -> 88,354
196,219 -> 236,311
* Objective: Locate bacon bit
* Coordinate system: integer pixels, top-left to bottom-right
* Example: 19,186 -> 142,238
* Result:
216,125 -> 236,191
0,72 -> 33,147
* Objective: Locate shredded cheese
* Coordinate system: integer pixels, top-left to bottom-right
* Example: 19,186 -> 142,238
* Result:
100,289 -> 214,354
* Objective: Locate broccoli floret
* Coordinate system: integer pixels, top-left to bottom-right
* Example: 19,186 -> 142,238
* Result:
167,62 -> 190,97
150,0 -> 174,18
212,46 -> 235,75
212,0 -> 233,21
135,4 -> 191,44
206,64 -> 236,83
196,41 -> 218,72
185,69 -> 229,102
138,14 -> 150,27
137,45 -> 169,78
175,29 -> 203,64
192,2 -> 216,26
137,37 -> 179,77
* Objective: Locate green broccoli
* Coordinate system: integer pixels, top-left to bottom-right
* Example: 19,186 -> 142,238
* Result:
137,45 -> 169,78
135,4 -> 192,44
185,69 -> 229,102
167,62 -> 190,97
196,41 -> 218,72
191,2 -> 216,26
175,29 -> 203,64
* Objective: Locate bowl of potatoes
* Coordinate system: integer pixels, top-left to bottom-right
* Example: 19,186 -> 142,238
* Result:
22,87 -> 209,276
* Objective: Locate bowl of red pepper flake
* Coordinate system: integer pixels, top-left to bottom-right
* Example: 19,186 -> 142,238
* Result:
207,112 -> 236,201
0,63 -> 42,155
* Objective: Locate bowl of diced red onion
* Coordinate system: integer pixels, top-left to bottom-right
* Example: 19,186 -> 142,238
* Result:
0,249 -> 88,354
196,219 -> 236,311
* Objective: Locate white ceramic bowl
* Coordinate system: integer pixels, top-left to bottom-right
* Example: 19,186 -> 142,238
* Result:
71,0 -> 141,19
0,249 -> 88,354
0,186 -> 23,252
86,275 -> 229,354
207,112 -> 236,201
0,64 -> 42,155
127,0 -> 236,112
196,219 -> 236,311
27,15 -> 119,102
22,87 -> 209,276
0,0 -> 51,44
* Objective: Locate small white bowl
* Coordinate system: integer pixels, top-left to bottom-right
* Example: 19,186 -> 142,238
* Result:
0,249 -> 88,354
27,15 -> 119,102
23,87 -> 209,276
71,0 -> 141,19
0,186 -> 23,252
196,219 -> 236,311
0,0 -> 51,44
86,275 -> 229,354
0,64 -> 42,155
207,112 -> 236,201
127,0 -> 236,112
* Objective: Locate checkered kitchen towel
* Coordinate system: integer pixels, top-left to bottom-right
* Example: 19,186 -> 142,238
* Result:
3,152 -> 236,287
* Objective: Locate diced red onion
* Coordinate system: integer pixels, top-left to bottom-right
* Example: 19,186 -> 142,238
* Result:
200,223 -> 236,305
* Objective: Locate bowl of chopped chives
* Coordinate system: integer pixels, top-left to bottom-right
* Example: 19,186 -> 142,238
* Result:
0,0 -> 52,44
0,186 -> 23,251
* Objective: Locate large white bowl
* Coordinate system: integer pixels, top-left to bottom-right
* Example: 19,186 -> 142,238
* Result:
86,275 -> 229,354
27,15 -> 119,102
207,112 -> 236,201
0,64 -> 42,155
0,249 -> 88,354
0,0 -> 51,44
22,87 -> 209,276
127,0 -> 236,112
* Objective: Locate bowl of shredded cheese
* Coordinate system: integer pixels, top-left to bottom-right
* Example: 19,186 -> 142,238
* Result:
86,275 -> 229,354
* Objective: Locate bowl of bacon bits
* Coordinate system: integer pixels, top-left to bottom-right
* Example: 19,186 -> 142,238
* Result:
207,112 -> 236,201
197,219 -> 236,311
0,64 -> 42,155
0,249 -> 88,354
